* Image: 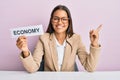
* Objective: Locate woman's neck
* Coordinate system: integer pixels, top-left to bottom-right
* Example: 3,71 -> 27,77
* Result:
54,32 -> 67,45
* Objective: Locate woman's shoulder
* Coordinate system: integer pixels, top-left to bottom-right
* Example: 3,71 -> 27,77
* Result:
41,33 -> 50,37
67,33 -> 82,42
71,33 -> 81,39
39,33 -> 50,40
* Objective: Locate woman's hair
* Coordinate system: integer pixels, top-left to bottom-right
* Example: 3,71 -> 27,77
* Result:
46,5 -> 74,37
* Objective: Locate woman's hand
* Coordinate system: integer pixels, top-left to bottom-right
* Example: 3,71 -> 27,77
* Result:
16,36 -> 29,57
89,24 -> 102,47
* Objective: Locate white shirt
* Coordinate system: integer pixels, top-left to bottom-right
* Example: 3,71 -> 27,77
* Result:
53,34 -> 66,70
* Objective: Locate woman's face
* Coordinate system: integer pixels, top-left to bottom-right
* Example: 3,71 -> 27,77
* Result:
51,10 -> 69,34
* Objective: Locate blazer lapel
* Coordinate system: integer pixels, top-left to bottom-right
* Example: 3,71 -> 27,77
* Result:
61,37 -> 73,70
49,34 -> 59,71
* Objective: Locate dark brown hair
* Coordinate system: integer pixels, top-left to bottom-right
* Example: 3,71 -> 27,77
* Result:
46,5 -> 74,37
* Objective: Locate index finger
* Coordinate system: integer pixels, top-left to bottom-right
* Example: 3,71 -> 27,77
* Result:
96,24 -> 102,32
17,36 -> 27,42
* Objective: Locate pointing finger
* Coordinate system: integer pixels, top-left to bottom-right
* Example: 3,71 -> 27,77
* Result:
96,24 -> 102,32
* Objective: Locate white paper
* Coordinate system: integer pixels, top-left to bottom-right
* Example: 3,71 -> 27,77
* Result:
10,25 -> 44,38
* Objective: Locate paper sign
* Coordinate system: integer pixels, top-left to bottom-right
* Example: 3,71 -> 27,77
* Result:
10,25 -> 44,38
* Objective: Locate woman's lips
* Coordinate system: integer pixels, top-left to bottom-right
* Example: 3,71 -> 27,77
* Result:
56,25 -> 64,29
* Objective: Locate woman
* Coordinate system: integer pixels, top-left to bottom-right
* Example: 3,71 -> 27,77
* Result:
16,5 -> 102,72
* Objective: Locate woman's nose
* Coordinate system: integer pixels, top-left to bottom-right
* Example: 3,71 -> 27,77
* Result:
58,19 -> 63,24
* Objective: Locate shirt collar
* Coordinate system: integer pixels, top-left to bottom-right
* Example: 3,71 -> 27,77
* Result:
53,33 -> 66,47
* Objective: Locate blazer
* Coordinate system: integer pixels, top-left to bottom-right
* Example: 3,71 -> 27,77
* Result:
20,33 -> 101,73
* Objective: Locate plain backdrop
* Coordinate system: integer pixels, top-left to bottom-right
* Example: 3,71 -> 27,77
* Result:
0,0 -> 120,71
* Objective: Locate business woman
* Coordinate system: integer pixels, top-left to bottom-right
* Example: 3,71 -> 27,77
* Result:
16,5 -> 102,73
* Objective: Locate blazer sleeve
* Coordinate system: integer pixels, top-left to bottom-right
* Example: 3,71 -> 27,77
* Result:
20,36 -> 44,73
77,35 -> 101,72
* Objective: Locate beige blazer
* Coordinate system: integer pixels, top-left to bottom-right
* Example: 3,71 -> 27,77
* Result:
20,33 -> 101,73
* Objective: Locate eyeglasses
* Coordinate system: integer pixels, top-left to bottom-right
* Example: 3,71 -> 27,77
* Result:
52,17 -> 69,23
